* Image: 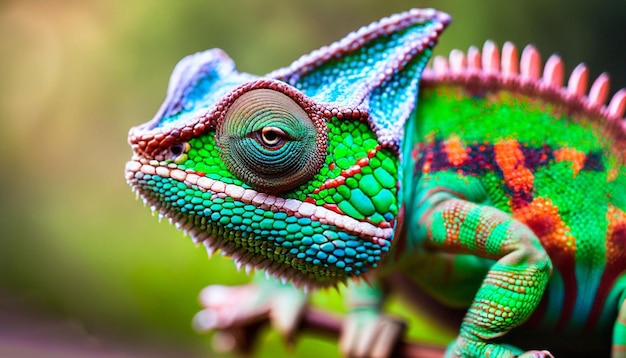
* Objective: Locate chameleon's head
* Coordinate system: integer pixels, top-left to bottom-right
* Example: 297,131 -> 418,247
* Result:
126,9 -> 449,287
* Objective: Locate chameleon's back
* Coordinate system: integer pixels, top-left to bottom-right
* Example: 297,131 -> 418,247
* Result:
409,43 -> 626,352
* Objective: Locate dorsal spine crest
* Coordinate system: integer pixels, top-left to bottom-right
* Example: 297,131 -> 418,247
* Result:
424,41 -> 626,124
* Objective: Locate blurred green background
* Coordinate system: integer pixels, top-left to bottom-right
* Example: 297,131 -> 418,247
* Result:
1,0 -> 624,357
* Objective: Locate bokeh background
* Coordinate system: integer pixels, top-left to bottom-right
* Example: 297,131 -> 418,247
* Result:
1,0 -> 625,357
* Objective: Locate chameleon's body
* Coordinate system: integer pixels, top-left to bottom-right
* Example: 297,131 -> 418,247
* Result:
126,9 -> 626,357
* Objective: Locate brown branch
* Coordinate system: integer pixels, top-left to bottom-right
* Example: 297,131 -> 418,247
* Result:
211,307 -> 446,358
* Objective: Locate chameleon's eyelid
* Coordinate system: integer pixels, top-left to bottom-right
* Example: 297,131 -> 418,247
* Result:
213,79 -> 321,124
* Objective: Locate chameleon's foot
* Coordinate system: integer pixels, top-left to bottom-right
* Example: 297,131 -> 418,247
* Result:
446,337 -> 554,358
339,310 -> 406,358
193,282 -> 307,347
193,284 -> 264,331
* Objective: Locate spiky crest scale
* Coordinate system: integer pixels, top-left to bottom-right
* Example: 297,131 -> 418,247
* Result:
424,41 -> 626,126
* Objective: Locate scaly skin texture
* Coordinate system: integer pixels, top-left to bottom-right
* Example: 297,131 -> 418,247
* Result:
406,49 -> 626,356
126,9 -> 446,287
126,8 -> 626,357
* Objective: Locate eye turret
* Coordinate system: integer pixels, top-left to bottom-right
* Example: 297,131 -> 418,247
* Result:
216,89 -> 326,193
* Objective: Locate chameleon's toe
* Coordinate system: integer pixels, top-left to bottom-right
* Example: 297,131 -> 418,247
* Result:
193,284 -> 266,331
340,310 -> 406,358
267,283 -> 308,344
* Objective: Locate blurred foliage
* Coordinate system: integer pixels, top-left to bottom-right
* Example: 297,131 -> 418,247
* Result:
0,0 -> 624,357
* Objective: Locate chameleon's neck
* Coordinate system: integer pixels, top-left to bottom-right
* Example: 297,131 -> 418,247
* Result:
377,105 -> 432,275
398,106 -> 422,251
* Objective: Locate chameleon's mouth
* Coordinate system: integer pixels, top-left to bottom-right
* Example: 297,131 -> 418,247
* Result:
125,158 -> 394,287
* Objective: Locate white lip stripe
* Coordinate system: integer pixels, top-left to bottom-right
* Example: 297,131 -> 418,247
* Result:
126,160 -> 394,242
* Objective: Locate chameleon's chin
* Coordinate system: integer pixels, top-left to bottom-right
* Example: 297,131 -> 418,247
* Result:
198,232 -> 351,288
125,159 -> 396,288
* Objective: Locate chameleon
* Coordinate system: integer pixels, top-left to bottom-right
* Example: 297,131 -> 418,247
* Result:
125,8 -> 626,358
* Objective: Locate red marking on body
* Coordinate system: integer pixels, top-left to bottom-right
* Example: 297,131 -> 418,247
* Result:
344,164 -> 363,177
411,147 -> 420,161
513,197 -> 577,331
421,152 -> 434,173
443,135 -> 468,166
516,197 -> 576,262
554,148 -> 586,176
313,176 -> 345,194
585,205 -> 626,331
605,206 -> 626,265
304,197 -> 317,204
323,203 -> 342,214
494,139 -> 535,208
314,147 -> 379,193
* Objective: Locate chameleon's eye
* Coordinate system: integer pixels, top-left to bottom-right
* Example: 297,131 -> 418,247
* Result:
216,88 -> 326,193
249,126 -> 289,150
169,142 -> 189,164
170,143 -> 185,156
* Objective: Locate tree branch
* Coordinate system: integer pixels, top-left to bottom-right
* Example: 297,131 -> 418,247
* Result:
210,306 -> 446,357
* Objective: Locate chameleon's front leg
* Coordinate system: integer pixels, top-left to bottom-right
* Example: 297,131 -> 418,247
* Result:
419,194 -> 553,358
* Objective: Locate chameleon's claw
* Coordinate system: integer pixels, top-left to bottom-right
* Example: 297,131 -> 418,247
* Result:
340,310 -> 406,358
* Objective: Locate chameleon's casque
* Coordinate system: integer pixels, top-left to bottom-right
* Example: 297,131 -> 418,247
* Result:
127,8 -> 626,357
126,9 -> 450,286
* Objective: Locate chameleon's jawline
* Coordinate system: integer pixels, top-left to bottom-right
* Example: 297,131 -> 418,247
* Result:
125,159 -> 392,287
125,159 -> 394,243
